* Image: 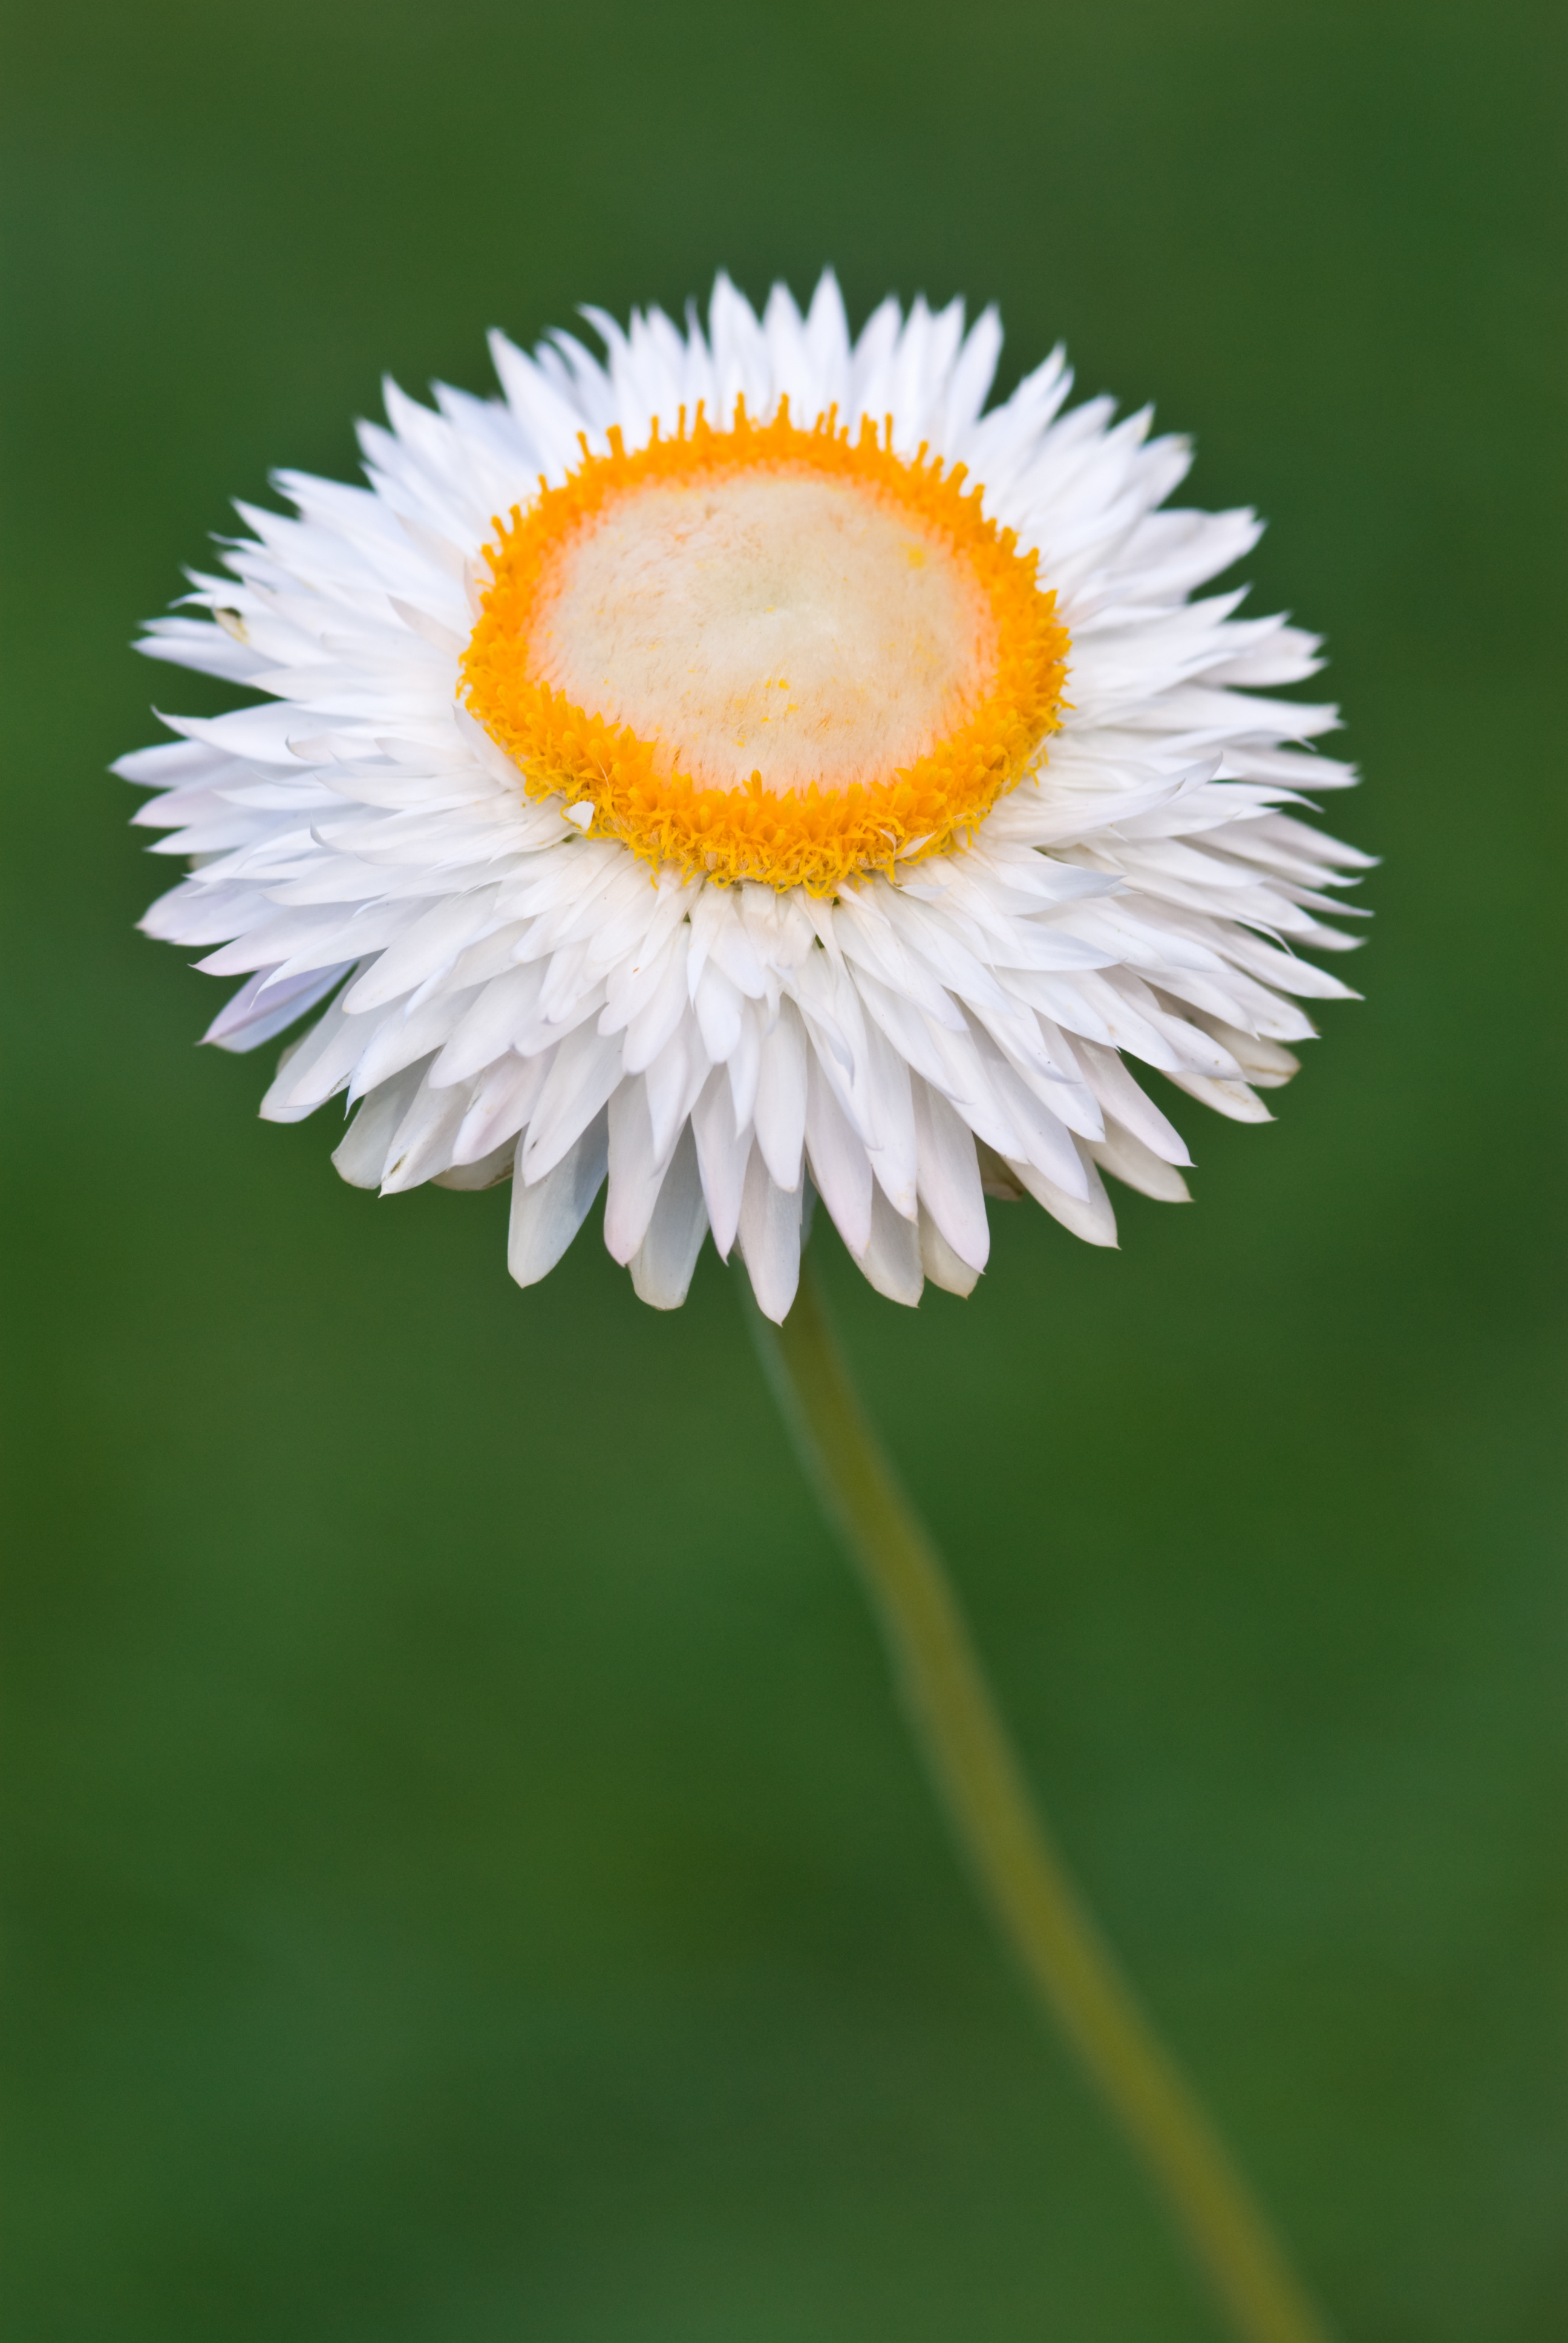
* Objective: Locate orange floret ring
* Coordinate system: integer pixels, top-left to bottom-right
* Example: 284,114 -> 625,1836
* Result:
460,398 -> 1069,894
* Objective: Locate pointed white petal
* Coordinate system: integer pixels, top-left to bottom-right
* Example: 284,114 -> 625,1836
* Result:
1008,1148 -> 1119,1247
521,1023 -> 624,1180
919,1205 -> 981,1297
852,1182 -> 924,1307
691,1067 -> 752,1259
753,1000 -> 809,1192
330,1064 -> 427,1188
912,1076 -> 990,1273
803,1047 -> 874,1256
736,1149 -> 802,1323
1088,1122 -> 1192,1203
507,1111 -> 609,1288
604,1076 -> 670,1264
630,1126 -> 710,1309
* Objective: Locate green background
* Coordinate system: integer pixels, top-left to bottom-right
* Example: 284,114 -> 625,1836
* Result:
2,1 -> 1561,2336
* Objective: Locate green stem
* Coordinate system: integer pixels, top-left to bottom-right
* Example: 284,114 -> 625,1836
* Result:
744,1251 -> 1334,2343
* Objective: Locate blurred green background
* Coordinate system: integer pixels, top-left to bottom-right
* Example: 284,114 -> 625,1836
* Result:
2,1 -> 1561,2336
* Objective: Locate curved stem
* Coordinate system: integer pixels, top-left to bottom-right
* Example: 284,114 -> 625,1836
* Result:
744,1253 -> 1334,2343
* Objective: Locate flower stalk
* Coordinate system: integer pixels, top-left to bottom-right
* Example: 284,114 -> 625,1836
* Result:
744,1250 -> 1335,2343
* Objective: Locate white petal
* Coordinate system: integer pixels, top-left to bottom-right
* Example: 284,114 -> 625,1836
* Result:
204,962 -> 351,1054
433,1137 -> 514,1191
1088,1121 -> 1192,1203
691,1066 -> 752,1259
622,934 -> 691,1073
736,1149 -> 802,1323
852,1182 -> 924,1307
919,1205 -> 981,1297
803,1047 -> 874,1256
1008,1147 -> 1119,1247
753,1000 -> 808,1192
453,1050 -> 552,1164
508,1111 -> 609,1287
968,1025 -> 1088,1198
381,1073 -> 468,1192
860,1012 -> 919,1220
912,1075 -> 990,1273
344,888 -> 500,1011
1071,1037 -> 1191,1165
630,1125 -> 710,1309
263,989 -> 379,1116
725,996 -> 764,1133
433,961 -> 549,1084
604,1076 -> 669,1264
348,985 -> 479,1099
330,1063 -> 427,1188
693,958 -> 744,1062
521,1022 -> 624,1181
644,1017 -> 707,1163
1165,1069 -> 1273,1122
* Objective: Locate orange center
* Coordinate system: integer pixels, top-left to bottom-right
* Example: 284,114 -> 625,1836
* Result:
460,398 -> 1069,893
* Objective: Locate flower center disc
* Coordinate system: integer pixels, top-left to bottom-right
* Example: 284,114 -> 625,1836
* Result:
461,401 -> 1069,893
533,471 -> 991,795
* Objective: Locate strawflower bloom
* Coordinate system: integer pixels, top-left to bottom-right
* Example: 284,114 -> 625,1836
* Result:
123,272 -> 1364,1329
122,273 -> 1361,2343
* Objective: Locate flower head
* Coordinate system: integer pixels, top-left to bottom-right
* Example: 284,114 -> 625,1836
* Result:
124,274 -> 1366,1321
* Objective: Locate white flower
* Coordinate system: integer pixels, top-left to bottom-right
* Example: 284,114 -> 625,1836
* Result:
123,273 -> 1367,1322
